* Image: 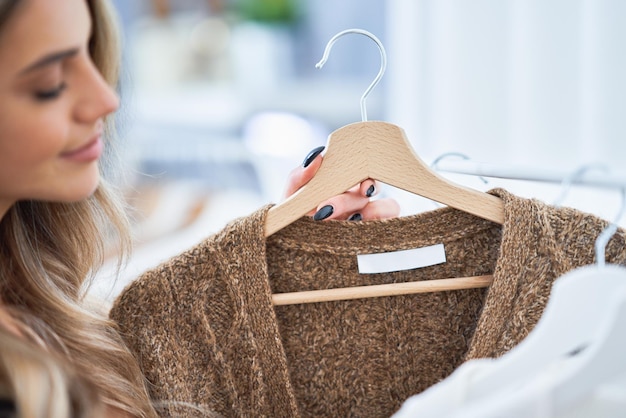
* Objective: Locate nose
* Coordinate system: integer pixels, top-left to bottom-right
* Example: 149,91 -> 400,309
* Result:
73,57 -> 120,123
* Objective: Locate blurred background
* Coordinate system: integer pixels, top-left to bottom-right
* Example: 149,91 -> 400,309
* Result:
92,0 -> 626,302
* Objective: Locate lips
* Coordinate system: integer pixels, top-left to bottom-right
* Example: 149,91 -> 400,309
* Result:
60,135 -> 104,163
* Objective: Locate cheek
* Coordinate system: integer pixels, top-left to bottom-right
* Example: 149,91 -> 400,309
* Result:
0,99 -> 74,202
0,101 -> 69,167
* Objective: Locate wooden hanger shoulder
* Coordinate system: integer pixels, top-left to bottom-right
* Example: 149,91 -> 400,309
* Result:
265,121 -> 504,237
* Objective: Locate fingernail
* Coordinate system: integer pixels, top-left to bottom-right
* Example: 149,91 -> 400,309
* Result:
313,205 -> 334,221
366,185 -> 375,197
348,213 -> 363,221
302,146 -> 325,168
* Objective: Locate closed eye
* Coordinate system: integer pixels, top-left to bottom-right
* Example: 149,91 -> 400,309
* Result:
34,82 -> 67,101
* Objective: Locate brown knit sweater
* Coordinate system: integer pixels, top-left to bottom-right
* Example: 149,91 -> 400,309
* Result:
110,188 -> 626,417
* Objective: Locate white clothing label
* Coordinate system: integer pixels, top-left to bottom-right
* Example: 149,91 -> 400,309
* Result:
357,243 -> 446,274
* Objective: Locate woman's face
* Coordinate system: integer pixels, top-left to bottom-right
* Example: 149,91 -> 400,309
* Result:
0,0 -> 119,215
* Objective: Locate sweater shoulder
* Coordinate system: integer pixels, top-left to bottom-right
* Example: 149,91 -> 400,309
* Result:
109,231 -> 221,326
109,205 -> 269,324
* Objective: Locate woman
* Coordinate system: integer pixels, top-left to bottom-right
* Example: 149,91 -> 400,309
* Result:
0,0 -> 399,416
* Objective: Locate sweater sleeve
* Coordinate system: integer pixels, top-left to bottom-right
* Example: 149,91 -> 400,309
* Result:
109,238 -> 232,415
109,206 -> 288,418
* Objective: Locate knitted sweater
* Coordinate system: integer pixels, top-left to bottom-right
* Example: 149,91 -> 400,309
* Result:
110,189 -> 626,417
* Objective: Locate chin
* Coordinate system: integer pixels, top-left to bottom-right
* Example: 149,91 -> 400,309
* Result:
75,179 -> 101,201
26,164 -> 102,203
61,168 -> 101,202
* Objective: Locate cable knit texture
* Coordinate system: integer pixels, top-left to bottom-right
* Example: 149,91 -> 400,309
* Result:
110,189 -> 626,417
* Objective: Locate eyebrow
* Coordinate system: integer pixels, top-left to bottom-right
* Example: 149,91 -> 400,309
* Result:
19,48 -> 79,75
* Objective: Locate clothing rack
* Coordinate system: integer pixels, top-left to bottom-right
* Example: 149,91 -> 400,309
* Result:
434,160 -> 626,189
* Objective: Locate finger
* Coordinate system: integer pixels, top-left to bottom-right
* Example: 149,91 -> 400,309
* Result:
282,146 -> 325,199
358,198 -> 401,220
312,190 -> 370,221
347,213 -> 363,221
358,179 -> 379,198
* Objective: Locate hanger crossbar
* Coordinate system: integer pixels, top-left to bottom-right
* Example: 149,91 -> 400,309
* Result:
272,275 -> 493,305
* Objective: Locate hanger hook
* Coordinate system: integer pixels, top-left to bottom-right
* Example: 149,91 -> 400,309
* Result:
430,152 -> 489,185
553,163 -> 609,207
595,186 -> 626,268
315,28 -> 387,122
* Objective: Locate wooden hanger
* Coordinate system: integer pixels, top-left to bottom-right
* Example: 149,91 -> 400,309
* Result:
266,29 -> 504,305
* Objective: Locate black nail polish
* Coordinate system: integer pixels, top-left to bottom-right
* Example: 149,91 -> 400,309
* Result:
313,205 -> 334,221
366,185 -> 375,197
302,146 -> 325,168
348,213 -> 363,221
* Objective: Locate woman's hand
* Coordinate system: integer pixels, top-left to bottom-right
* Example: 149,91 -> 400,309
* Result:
282,146 -> 401,221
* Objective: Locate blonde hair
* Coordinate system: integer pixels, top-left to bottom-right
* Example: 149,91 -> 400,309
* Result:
0,0 -> 158,416
0,327 -> 105,417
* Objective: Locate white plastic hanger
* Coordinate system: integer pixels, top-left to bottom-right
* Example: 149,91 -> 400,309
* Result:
462,183 -> 626,402
451,289 -> 626,418
548,283 -> 626,414
268,29 -> 504,305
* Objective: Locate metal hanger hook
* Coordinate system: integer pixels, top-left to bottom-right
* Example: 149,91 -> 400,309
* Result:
553,163 -> 609,207
315,28 -> 387,122
431,152 -> 489,185
595,186 -> 626,268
